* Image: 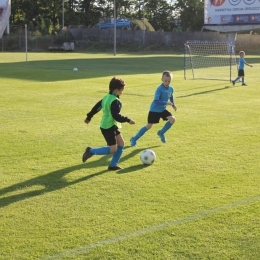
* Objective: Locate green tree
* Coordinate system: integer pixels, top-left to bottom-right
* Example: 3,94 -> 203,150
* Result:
174,0 -> 204,31
146,0 -> 175,31
10,0 -> 178,34
11,0 -> 62,34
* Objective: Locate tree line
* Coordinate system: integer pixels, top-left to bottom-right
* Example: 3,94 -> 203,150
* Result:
10,0 -> 204,35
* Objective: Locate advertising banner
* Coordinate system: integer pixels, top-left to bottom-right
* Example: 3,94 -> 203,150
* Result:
204,0 -> 260,25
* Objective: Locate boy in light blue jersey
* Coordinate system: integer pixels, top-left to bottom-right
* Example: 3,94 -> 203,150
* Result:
130,70 -> 177,146
232,51 -> 253,86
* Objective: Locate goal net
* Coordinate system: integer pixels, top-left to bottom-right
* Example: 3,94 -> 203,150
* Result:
184,40 -> 237,81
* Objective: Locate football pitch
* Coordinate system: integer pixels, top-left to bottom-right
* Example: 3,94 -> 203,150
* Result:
0,51 -> 260,259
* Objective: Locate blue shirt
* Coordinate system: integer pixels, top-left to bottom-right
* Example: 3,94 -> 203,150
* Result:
150,84 -> 174,113
238,57 -> 246,70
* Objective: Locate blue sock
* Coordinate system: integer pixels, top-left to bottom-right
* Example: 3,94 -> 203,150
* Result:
133,126 -> 148,141
234,77 -> 240,82
160,121 -> 172,134
90,146 -> 110,155
110,146 -> 124,167
242,77 -> 245,84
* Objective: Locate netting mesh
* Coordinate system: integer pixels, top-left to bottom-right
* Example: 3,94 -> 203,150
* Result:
184,41 -> 237,81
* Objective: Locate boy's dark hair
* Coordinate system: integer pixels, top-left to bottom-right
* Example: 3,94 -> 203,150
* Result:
109,77 -> 125,93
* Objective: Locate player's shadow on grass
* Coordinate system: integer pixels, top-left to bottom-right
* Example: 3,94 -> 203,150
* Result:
177,85 -> 232,98
0,147 -> 156,208
117,145 -> 160,174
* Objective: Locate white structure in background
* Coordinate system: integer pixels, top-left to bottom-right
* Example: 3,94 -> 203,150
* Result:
49,42 -> 75,51
0,0 -> 11,38
203,0 -> 260,44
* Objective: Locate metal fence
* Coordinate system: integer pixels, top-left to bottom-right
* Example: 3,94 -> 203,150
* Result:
1,28 -> 259,52
0,35 -> 67,52
67,27 -> 260,52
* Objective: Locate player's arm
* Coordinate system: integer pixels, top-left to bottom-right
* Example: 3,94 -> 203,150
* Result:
111,100 -> 135,124
170,94 -> 177,111
245,62 -> 253,67
84,100 -> 102,124
154,87 -> 175,107
153,88 -> 168,105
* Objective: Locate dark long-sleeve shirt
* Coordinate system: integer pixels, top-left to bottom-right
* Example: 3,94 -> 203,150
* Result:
86,97 -> 131,124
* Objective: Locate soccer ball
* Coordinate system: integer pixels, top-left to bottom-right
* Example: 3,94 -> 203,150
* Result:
73,68 -> 78,72
140,149 -> 156,165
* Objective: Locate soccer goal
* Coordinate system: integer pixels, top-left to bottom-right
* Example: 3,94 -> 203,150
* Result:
184,40 -> 237,81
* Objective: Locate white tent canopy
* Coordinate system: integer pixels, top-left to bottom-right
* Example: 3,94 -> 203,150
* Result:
0,0 -> 11,38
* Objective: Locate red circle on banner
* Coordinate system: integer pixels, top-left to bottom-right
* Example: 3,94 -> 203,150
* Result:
210,0 -> 226,6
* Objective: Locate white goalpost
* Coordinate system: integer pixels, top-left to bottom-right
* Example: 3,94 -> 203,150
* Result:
184,40 -> 237,81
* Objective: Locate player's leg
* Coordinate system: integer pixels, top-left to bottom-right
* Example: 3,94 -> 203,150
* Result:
82,146 -> 111,162
240,69 -> 246,85
232,76 -> 240,85
157,111 -> 175,143
241,72 -> 246,85
232,70 -> 242,85
109,133 -> 125,170
130,111 -> 155,146
130,112 -> 158,146
130,123 -> 152,146
82,127 -> 115,163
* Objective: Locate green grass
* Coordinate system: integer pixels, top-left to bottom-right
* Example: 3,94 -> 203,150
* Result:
0,51 -> 260,260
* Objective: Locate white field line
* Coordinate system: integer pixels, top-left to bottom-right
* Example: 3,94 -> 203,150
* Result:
42,195 -> 260,260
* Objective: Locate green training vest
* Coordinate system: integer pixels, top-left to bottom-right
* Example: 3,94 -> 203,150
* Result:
100,94 -> 122,129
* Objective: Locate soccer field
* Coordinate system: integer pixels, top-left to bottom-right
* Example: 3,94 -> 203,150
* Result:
0,51 -> 260,260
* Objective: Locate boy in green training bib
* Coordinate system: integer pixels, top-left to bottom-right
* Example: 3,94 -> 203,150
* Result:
82,77 -> 135,170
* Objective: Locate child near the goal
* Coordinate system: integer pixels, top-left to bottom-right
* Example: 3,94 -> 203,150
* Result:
82,76 -> 135,170
130,70 -> 177,146
232,51 -> 253,86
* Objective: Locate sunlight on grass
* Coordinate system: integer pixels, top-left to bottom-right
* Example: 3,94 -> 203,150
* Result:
0,51 -> 260,260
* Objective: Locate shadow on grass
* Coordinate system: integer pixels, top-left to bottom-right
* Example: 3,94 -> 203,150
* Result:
118,145 -> 159,174
177,85 -> 235,98
116,164 -> 151,174
0,56 -> 184,82
5,54 -> 260,82
0,145 -> 159,208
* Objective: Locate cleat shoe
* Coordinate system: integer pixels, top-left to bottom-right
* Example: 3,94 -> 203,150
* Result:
157,130 -> 166,143
108,165 -> 124,171
242,83 -> 247,86
130,137 -> 137,147
232,81 -> 235,86
82,147 -> 93,162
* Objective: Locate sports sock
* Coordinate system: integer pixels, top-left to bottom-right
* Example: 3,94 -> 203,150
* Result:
110,146 -> 124,167
90,146 -> 110,155
242,77 -> 245,84
234,77 -> 240,82
160,121 -> 173,134
133,126 -> 148,141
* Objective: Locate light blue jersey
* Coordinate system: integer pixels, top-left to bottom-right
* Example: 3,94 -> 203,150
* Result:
150,84 -> 174,113
238,57 -> 246,70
